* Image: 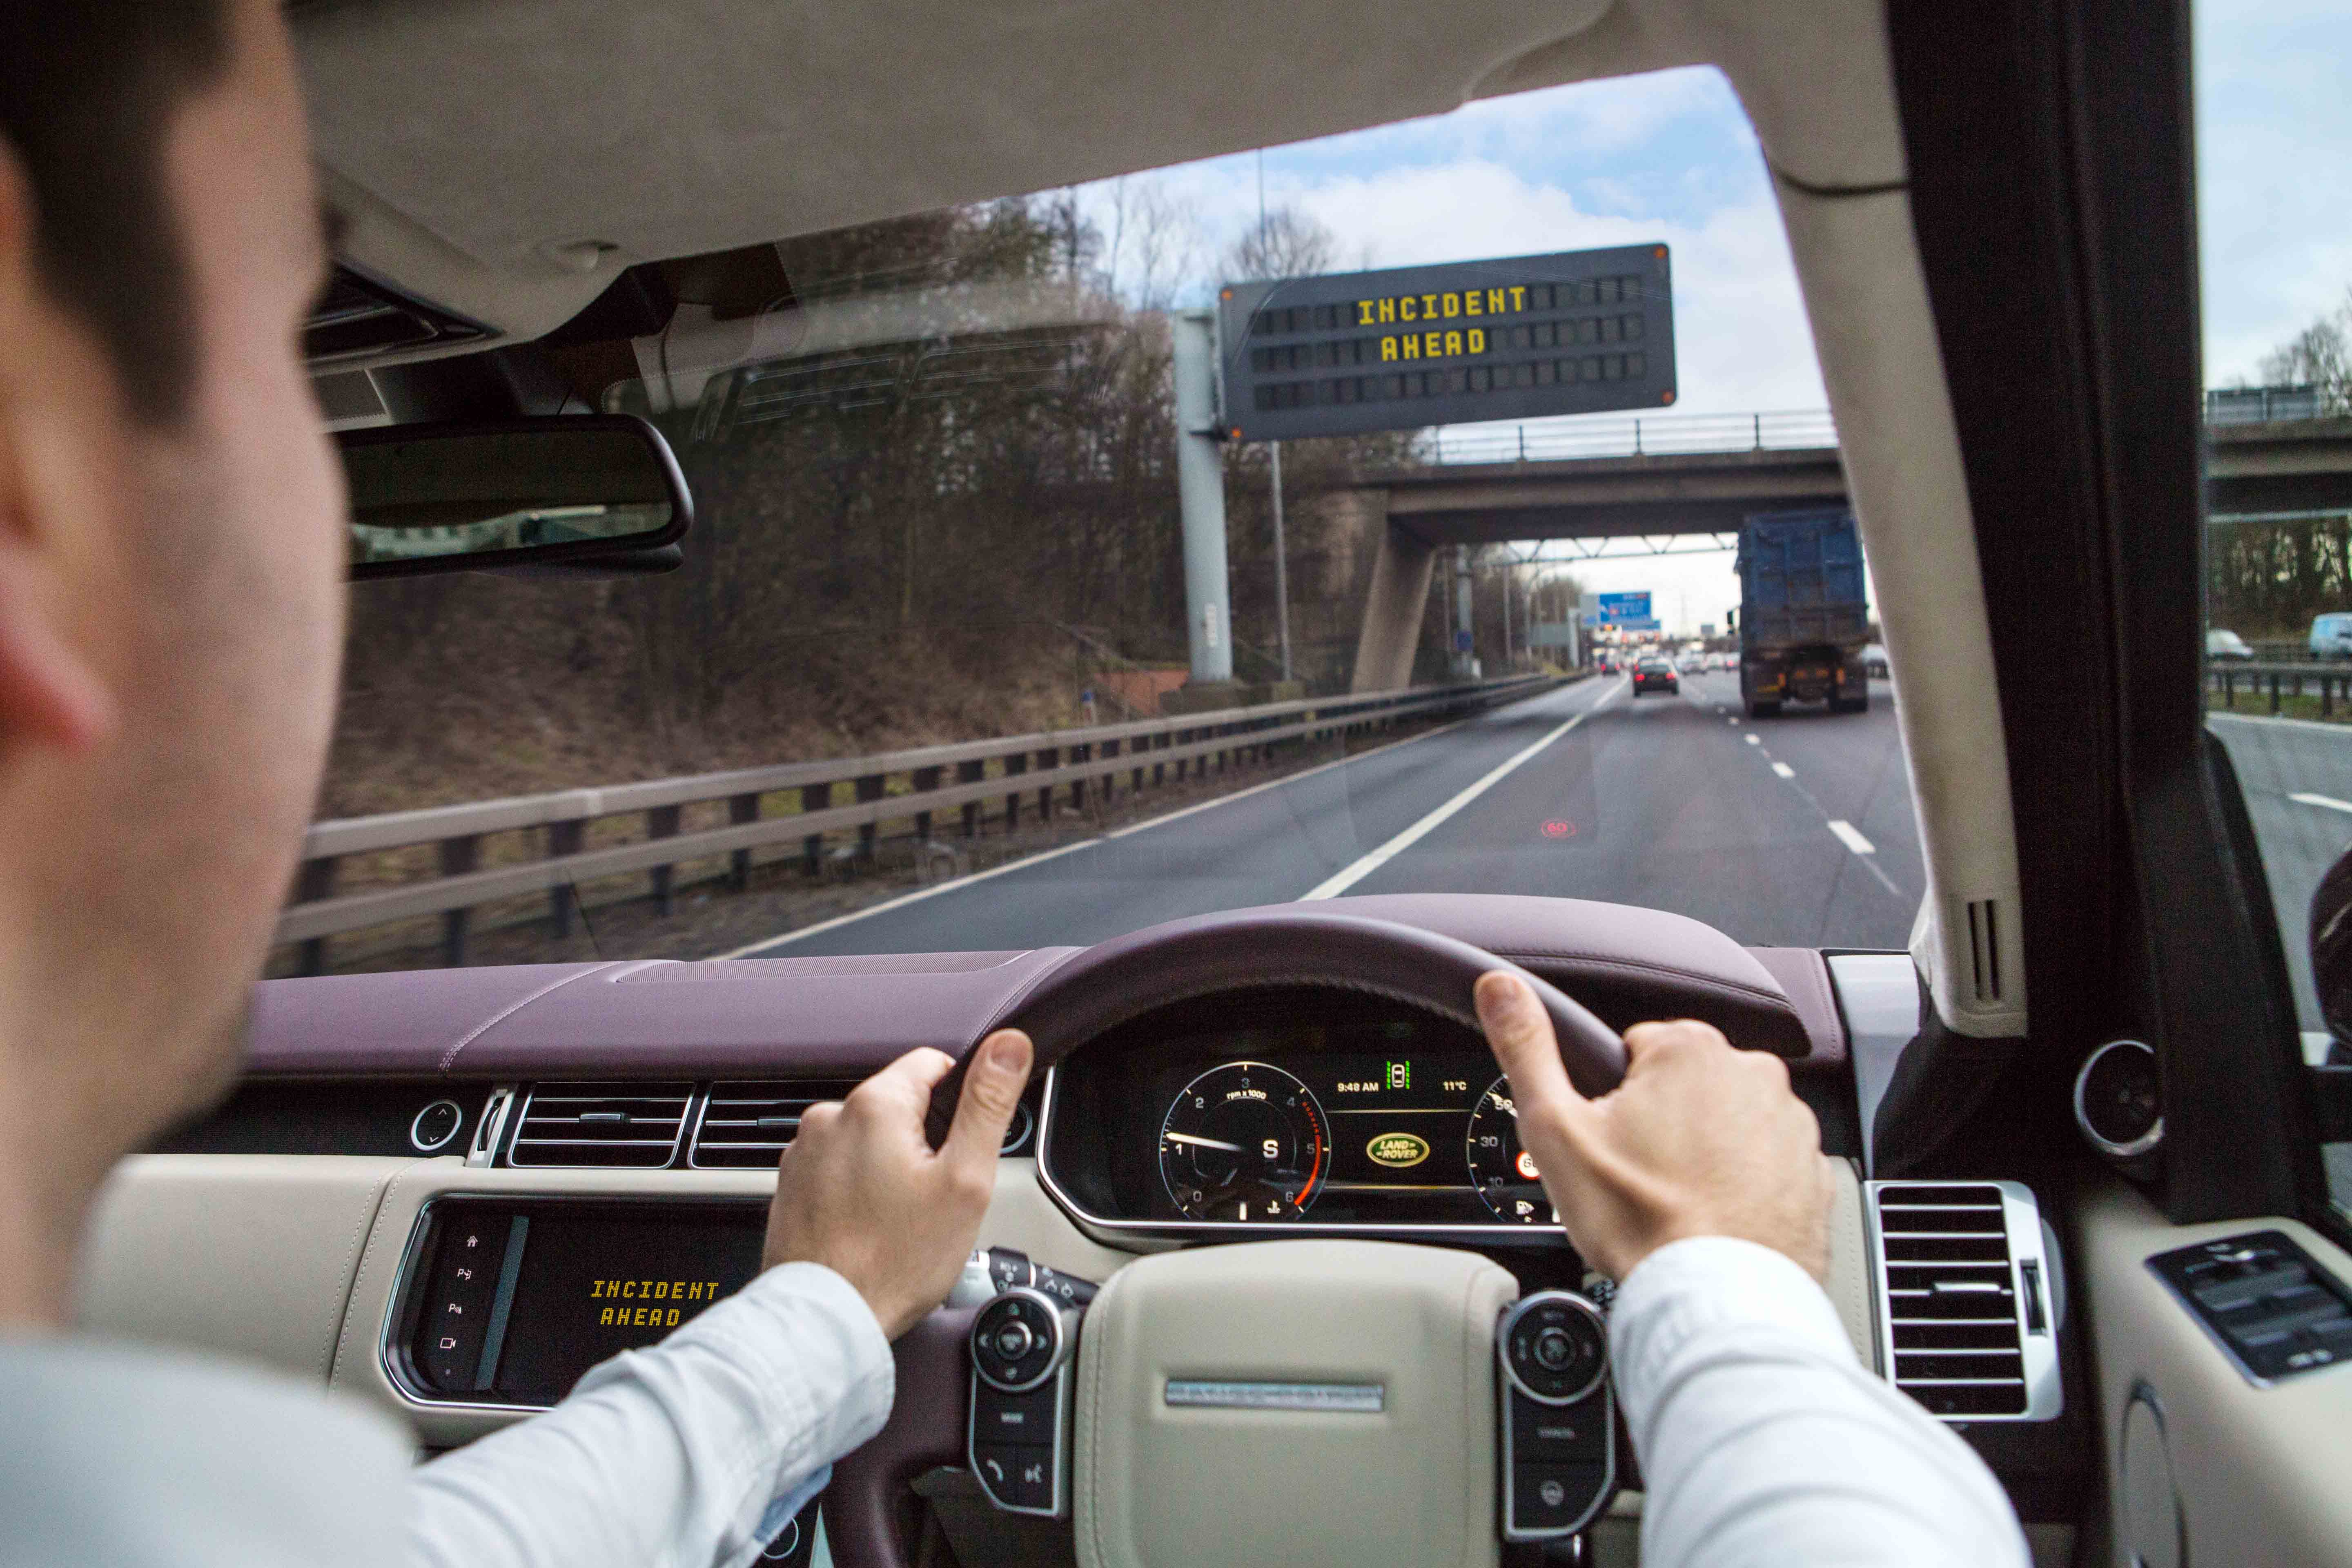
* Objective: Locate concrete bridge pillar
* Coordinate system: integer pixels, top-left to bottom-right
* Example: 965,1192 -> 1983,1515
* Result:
1350,510 -> 1436,693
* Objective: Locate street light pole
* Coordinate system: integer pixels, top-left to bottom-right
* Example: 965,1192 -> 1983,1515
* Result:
1270,440 -> 1293,684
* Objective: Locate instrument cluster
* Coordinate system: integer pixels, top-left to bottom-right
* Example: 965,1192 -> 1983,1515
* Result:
1039,990 -> 1566,1236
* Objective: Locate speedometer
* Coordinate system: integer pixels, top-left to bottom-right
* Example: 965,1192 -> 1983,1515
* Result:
1466,1076 -> 1558,1225
1158,1062 -> 1329,1222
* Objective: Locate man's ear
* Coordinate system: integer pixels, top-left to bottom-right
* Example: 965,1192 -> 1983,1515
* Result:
0,139 -> 116,756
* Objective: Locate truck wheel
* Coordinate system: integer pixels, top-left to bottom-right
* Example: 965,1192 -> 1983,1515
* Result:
1747,699 -> 1781,719
1833,689 -> 1870,714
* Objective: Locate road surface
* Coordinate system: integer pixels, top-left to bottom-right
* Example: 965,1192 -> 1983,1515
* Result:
731,682 -> 2352,1032
731,673 -> 1922,959
2210,712 -> 2352,1030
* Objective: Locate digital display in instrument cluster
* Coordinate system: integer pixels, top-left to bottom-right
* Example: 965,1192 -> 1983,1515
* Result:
1143,1020 -> 1558,1227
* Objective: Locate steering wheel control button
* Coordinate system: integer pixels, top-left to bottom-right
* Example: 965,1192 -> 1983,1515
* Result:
1497,1292 -> 1616,1542
1503,1295 -> 1606,1404
968,1284 -> 1088,1519
1509,1396 -> 1607,1461
971,1289 -> 1064,1392
1512,1463 -> 1608,1532
972,1382 -> 1058,1442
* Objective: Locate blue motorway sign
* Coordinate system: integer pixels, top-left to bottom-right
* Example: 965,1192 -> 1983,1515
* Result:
1596,592 -> 1653,623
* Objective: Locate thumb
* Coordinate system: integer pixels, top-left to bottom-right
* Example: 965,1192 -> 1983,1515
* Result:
1475,970 -> 1586,1127
940,1029 -> 1034,1175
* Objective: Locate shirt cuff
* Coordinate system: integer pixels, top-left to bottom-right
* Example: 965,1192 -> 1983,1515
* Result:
699,1262 -> 897,1466
1607,1236 -> 1856,1420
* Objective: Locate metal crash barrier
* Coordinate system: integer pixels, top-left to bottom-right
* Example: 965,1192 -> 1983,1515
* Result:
277,673 -> 1573,969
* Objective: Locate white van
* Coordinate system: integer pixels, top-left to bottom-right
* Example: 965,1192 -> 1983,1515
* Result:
2312,612 -> 2352,660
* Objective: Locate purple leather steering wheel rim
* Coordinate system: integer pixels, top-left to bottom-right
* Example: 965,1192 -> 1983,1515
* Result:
923,906 -> 1628,1145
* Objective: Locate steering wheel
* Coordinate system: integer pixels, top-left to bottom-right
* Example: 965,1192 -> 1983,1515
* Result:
828,909 -> 1629,1568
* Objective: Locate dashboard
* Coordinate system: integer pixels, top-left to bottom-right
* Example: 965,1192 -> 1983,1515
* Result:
1038,988 -> 1564,1238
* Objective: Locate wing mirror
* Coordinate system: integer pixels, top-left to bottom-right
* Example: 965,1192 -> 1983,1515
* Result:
341,415 -> 691,579
2315,846 -> 2352,1062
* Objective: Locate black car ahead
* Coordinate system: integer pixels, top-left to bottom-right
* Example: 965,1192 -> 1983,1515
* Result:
1632,657 -> 1679,696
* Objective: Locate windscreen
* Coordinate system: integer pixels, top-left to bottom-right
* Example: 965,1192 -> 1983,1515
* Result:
296,67 -> 1926,983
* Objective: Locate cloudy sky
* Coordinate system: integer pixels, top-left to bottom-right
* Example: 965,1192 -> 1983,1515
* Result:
1069,8 -> 2350,637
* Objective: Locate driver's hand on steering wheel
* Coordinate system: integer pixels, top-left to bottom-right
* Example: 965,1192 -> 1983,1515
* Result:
762,1031 -> 1035,1337
1474,972 -> 1835,1284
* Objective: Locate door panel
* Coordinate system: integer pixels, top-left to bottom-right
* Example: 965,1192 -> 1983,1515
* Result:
2077,1177 -> 2352,1565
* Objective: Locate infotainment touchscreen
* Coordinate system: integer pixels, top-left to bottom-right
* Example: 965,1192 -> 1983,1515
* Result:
402,1199 -> 768,1405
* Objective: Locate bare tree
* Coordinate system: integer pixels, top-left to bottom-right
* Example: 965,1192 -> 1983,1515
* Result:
1221,206 -> 1340,283
2259,287 -> 2352,414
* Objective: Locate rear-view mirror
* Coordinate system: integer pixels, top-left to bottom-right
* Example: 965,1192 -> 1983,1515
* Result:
341,415 -> 691,579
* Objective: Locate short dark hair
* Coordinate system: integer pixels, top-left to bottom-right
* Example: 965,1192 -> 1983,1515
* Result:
0,0 -> 233,425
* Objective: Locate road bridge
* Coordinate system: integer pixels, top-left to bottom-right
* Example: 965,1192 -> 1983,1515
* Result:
1343,410 -> 2352,690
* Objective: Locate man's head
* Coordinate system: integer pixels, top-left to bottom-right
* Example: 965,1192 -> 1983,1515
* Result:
0,0 -> 346,1321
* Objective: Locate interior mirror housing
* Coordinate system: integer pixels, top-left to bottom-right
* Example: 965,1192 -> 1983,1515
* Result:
341,415 -> 691,579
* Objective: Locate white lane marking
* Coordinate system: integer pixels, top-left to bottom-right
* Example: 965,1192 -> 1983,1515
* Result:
2291,792 -> 2352,815
719,680 -> 1596,958
1827,820 -> 1877,855
1772,762 -> 1795,779
1744,734 -> 1761,746
1299,687 -> 1620,900
1726,717 -> 1739,726
716,837 -> 1103,958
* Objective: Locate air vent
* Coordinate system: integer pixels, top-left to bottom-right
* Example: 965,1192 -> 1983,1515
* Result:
688,1081 -> 861,1169
1865,1180 -> 2062,1421
508,1082 -> 693,1168
1965,899 -> 2004,1003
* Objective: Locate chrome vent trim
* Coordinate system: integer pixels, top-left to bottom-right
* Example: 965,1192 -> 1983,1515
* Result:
507,1082 -> 693,1169
688,1081 -> 860,1169
1864,1179 -> 2061,1421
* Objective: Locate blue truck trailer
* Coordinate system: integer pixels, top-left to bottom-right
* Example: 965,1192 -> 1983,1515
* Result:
1734,507 -> 1871,717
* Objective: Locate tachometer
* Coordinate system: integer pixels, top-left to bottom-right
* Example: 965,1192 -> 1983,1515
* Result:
1158,1062 -> 1329,1222
1466,1076 -> 1558,1225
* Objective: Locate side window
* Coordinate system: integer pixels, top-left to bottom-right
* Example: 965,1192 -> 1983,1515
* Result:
2194,2 -> 2352,1212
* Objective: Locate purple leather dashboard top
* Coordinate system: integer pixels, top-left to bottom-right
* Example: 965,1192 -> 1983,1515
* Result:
242,895 -> 1852,1079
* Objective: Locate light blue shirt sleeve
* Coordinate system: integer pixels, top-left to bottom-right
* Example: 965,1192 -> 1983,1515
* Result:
406,1261 -> 895,1568
1610,1236 -> 2031,1568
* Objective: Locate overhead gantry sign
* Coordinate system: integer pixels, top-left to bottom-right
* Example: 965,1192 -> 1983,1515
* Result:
1213,245 -> 1678,443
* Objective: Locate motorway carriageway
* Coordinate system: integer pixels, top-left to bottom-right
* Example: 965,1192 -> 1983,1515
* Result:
718,675 -> 2352,1033
723,673 -> 1927,960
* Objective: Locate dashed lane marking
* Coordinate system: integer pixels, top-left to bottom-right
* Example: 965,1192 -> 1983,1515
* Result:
1772,762 -> 1795,779
1827,820 -> 1877,855
1744,734 -> 1761,746
2290,792 -> 2352,815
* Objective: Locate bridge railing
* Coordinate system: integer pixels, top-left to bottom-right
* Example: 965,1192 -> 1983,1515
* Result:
278,672 -> 1568,969
2206,660 -> 2352,719
1420,408 -> 1840,466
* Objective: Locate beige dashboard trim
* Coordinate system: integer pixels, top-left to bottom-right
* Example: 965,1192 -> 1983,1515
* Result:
74,1154 -> 413,1384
